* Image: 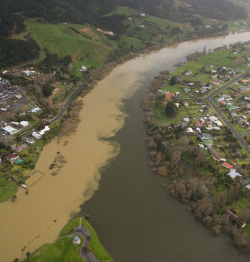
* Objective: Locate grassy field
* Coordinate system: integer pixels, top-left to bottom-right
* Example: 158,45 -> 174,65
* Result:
0,177 -> 17,202
22,237 -> 83,262
25,19 -> 112,77
24,217 -> 114,262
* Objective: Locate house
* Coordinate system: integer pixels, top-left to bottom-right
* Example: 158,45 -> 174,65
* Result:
221,100 -> 226,106
185,71 -> 192,76
15,143 -> 28,153
227,169 -> 242,179
166,92 -> 175,98
194,121 -> 201,127
184,101 -> 189,107
200,133 -> 211,140
187,127 -> 194,133
6,153 -> 19,163
209,147 -> 221,161
2,126 -> 19,135
227,210 -> 246,229
214,120 -> 223,127
213,80 -> 220,85
183,118 -> 190,123
32,132 -> 42,140
196,127 -> 201,133
31,107 -> 41,113
209,116 -> 218,122
39,126 -> 50,135
23,137 -> 35,144
20,121 -> 29,127
222,162 -> 234,170
245,185 -> 250,190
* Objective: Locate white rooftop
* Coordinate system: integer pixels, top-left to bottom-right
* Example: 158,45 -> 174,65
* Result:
228,169 -> 242,179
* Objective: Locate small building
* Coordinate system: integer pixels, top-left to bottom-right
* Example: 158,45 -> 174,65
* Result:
72,236 -> 81,245
6,153 -> 19,163
200,133 -> 211,140
2,126 -> 19,135
222,162 -> 234,170
227,210 -> 246,229
187,127 -> 193,133
15,143 -> 28,153
227,169 -> 242,179
20,121 -> 29,127
183,118 -> 190,123
31,107 -> 41,113
39,126 -> 50,135
32,132 -> 42,140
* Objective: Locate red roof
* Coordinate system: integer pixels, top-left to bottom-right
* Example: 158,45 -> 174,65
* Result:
194,122 -> 201,127
166,92 -> 175,98
222,162 -> 233,170
221,101 -> 226,105
231,161 -> 237,166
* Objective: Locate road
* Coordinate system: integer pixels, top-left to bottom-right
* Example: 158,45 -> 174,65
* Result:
49,83 -> 85,124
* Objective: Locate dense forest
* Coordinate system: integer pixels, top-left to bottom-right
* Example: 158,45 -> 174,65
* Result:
0,39 -> 40,68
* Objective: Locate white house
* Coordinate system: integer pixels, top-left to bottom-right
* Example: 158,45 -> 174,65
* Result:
228,169 -> 242,180
32,132 -> 42,140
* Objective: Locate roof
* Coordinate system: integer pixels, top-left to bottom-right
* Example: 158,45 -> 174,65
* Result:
228,169 -> 242,179
223,162 -> 234,170
6,153 -> 19,160
2,126 -> 18,135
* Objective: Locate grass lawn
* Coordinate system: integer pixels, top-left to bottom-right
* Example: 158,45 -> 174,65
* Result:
0,177 -> 17,203
153,104 -> 190,125
24,217 -> 114,262
23,237 -> 83,262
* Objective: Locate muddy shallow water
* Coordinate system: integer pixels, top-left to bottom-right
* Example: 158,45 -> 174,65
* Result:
1,32 -> 250,262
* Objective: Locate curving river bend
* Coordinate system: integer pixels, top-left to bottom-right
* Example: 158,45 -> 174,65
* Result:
1,32 -> 250,262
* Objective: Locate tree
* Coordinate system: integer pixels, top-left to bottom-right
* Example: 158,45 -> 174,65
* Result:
165,101 -> 178,118
26,252 -> 31,261
170,76 -> 177,85
42,83 -> 54,97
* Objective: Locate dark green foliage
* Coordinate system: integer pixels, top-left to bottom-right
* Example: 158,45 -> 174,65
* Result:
38,53 -> 72,73
0,39 -> 40,69
42,82 -> 54,97
155,94 -> 165,107
0,13 -> 26,38
0,0 -> 118,24
171,26 -> 182,35
165,101 -> 178,118
95,15 -> 128,34
182,0 -> 247,21
170,76 -> 177,86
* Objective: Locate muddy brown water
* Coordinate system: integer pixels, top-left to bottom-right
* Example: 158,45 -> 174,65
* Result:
1,32 -> 250,262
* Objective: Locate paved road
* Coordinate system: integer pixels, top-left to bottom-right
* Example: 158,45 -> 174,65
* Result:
49,83 -> 85,124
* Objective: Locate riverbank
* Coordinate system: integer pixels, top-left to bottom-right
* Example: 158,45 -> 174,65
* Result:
1,32 -> 250,262
142,43 -> 250,252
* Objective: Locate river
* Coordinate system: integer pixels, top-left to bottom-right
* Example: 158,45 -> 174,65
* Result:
1,32 -> 250,262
